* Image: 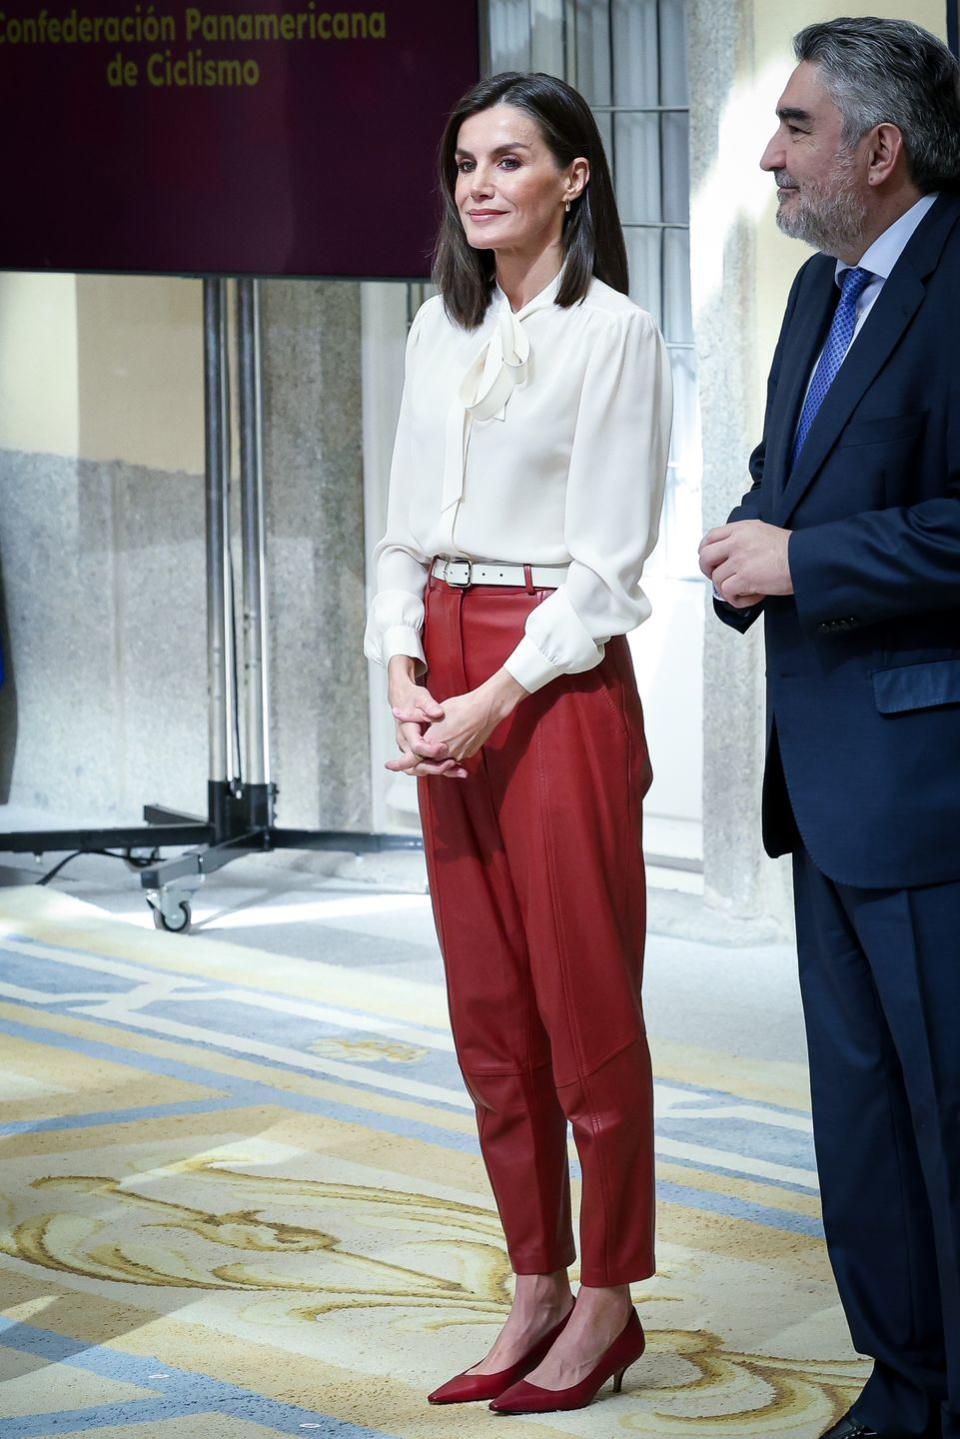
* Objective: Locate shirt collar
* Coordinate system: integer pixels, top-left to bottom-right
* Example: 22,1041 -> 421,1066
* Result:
492,264 -> 566,320
835,192 -> 939,286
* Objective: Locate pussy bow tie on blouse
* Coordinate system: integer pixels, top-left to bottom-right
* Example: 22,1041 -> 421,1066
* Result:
440,275 -> 562,516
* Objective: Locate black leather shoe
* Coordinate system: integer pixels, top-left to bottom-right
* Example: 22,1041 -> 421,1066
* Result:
820,1415 -> 879,1439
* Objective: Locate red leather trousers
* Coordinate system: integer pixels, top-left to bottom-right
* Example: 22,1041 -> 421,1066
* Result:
418,575 -> 655,1286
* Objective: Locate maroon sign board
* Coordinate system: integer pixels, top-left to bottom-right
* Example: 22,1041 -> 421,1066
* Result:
0,2 -> 481,279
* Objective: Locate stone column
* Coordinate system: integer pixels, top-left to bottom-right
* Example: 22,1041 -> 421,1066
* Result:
688,0 -> 793,932
260,280 -> 371,832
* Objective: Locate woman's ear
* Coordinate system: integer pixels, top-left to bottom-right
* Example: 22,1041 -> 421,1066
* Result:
565,156 -> 590,204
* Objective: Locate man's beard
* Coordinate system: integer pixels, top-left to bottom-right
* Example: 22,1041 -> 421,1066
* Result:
774,149 -> 868,256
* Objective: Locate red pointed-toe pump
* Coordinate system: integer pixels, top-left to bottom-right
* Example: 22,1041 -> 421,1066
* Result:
488,1306 -> 646,1414
427,1304 -> 574,1405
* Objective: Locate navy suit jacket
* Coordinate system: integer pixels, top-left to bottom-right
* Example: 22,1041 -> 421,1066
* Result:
716,192 -> 960,888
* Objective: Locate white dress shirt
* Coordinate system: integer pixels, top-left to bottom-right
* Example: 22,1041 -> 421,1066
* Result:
363,269 -> 673,695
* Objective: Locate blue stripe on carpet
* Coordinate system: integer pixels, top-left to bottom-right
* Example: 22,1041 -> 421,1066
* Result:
0,1013 -> 821,1237
0,1317 -> 391,1438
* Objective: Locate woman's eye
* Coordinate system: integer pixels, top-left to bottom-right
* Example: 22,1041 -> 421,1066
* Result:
499,157 -> 521,170
456,160 -> 475,173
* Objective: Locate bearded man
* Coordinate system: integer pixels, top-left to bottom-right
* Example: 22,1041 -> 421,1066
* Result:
700,18 -> 960,1439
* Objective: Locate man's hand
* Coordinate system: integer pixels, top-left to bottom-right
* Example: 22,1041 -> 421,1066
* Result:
699,520 -> 793,607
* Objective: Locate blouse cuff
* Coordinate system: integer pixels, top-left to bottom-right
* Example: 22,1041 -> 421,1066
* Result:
381,624 -> 427,674
503,634 -> 563,695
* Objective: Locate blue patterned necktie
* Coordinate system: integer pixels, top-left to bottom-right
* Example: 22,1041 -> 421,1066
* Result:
791,265 -> 875,468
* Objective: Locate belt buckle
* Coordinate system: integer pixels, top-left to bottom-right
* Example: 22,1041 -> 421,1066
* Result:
443,558 -> 473,588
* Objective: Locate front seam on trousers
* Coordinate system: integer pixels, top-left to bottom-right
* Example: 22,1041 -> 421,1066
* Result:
871,960 -> 928,1354
419,584 -> 469,1083
887,885 -> 956,1353
800,859 -> 937,1373
836,871 -> 948,1359
463,587 -> 541,1080
533,701 -> 587,1082
418,774 -> 460,1076
535,702 -> 614,1284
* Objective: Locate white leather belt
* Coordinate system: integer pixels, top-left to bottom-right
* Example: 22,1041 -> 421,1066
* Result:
431,557 -> 568,589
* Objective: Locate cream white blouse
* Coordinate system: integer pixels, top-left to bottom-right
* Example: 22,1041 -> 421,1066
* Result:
363,268 -> 673,694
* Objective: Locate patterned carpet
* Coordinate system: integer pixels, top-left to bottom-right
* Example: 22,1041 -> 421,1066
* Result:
0,883 -> 867,1438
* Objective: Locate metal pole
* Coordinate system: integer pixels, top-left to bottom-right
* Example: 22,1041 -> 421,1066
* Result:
203,277 -> 230,785
220,281 -> 238,785
237,277 -> 271,787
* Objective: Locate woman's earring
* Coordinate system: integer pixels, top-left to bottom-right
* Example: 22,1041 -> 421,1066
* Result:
565,199 -> 572,213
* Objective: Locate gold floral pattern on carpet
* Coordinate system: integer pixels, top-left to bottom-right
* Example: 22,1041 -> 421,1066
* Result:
308,1038 -> 430,1063
1,1154 -> 864,1433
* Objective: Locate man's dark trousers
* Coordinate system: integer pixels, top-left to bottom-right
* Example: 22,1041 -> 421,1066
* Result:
718,193 -> 960,1438
792,842 -> 958,1438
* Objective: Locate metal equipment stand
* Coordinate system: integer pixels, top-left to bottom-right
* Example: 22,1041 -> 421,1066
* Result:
0,277 -> 419,931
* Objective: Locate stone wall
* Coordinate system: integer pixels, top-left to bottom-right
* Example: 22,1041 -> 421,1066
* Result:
261,280 -> 370,831
689,0 -> 794,931
0,279 -> 370,837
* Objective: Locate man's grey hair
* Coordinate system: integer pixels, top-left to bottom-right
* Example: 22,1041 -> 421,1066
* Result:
794,17 -> 960,192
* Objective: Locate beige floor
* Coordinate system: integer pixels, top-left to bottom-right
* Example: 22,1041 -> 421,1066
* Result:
0,863 -> 865,1438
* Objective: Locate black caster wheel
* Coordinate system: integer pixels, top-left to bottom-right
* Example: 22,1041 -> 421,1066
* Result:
150,900 -> 192,934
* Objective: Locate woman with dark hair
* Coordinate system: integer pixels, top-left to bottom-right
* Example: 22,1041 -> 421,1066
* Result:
364,71 -> 672,1415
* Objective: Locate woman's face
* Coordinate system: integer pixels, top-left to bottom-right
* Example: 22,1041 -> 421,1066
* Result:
454,103 -> 587,255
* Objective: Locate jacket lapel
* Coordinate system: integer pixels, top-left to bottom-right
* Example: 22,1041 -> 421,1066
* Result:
764,259 -> 836,505
774,193 -> 960,527
774,270 -> 925,525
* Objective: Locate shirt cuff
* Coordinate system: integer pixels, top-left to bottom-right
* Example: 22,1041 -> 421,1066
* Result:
381,624 -> 426,674
503,635 -> 563,694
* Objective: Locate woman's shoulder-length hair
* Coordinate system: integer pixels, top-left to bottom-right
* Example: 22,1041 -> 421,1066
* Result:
432,71 -> 629,330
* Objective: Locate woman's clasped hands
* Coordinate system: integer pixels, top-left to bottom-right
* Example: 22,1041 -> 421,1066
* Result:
386,656 -> 526,780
